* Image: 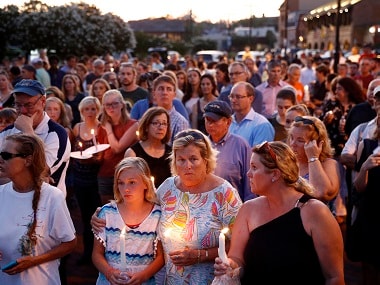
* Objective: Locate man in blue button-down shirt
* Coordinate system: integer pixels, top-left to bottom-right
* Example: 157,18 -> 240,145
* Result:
229,81 -> 274,147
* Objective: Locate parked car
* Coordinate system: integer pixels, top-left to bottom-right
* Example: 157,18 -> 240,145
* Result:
195,50 -> 225,64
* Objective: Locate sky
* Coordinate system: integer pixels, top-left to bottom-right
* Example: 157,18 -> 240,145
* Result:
3,0 -> 284,23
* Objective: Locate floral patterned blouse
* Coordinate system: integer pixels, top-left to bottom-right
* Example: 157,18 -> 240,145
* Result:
157,177 -> 242,285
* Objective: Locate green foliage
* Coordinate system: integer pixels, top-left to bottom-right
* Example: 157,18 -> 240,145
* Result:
0,0 -> 136,60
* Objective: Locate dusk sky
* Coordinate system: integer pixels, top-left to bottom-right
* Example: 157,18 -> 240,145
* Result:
3,0 -> 283,23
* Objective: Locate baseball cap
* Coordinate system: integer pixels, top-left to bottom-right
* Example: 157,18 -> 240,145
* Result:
204,100 -> 232,121
12,79 -> 45,96
374,85 -> 380,98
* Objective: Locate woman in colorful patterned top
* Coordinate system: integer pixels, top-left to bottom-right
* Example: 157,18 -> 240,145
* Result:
157,129 -> 242,284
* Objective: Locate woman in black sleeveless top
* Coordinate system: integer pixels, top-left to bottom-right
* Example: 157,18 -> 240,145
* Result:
213,141 -> 344,285
125,107 -> 172,188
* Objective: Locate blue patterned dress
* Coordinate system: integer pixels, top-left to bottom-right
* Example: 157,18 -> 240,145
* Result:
94,202 -> 161,285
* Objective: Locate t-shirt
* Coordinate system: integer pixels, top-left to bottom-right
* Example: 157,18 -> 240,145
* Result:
0,182 -> 76,285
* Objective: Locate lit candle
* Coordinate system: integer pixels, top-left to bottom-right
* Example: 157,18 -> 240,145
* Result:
78,142 -> 83,156
303,85 -> 310,102
120,226 -> 127,270
150,176 -> 155,190
91,129 -> 98,150
218,227 -> 229,264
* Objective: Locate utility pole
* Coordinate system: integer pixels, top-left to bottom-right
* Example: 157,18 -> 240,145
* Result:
284,0 -> 288,60
334,0 -> 341,73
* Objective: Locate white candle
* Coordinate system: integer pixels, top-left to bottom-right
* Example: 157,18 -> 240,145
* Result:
150,176 -> 155,190
218,228 -> 229,264
91,129 -> 98,150
120,226 -> 127,270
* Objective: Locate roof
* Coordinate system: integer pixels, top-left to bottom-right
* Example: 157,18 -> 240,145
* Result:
128,18 -> 186,33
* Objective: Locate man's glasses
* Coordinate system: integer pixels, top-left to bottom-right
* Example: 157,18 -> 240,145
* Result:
228,94 -> 248,100
255,141 -> 277,162
13,95 -> 43,110
174,130 -> 205,142
104,101 -> 121,109
0,151 -> 28,161
294,116 -> 320,135
150,121 -> 168,128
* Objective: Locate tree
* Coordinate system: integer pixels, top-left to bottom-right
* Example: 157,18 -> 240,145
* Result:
1,1 -> 136,60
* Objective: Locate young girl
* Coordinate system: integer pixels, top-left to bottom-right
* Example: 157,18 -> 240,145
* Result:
92,157 -> 164,285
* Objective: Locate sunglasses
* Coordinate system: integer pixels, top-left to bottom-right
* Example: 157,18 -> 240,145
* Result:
0,151 -> 28,161
255,141 -> 277,162
174,130 -> 205,142
294,116 -> 320,136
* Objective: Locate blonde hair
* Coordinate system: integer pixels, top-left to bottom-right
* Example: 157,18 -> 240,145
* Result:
78,96 -> 101,121
288,115 -> 334,161
170,129 -> 218,175
113,157 -> 157,204
101,89 -> 130,125
253,141 -> 314,196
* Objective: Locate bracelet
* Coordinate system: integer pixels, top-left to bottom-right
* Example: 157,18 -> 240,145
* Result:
205,249 -> 209,259
197,249 -> 201,263
308,157 -> 319,163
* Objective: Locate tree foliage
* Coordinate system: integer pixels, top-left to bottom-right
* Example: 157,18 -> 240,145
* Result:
0,0 -> 136,59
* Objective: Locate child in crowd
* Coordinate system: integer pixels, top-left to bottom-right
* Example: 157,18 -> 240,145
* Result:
92,157 -> 164,285
0,107 -> 17,132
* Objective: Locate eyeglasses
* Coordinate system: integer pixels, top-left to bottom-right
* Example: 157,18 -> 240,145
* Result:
174,130 -> 205,142
13,96 -> 43,110
229,71 -> 244,77
255,141 -> 277,162
228,94 -> 249,100
0,151 -> 28,161
294,116 -> 320,136
104,101 -> 121,109
150,121 -> 168,127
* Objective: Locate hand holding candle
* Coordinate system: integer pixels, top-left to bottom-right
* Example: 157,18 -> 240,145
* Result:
91,129 -> 98,150
218,227 -> 229,264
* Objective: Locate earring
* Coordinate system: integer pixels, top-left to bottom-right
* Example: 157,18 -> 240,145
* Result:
271,178 -> 275,183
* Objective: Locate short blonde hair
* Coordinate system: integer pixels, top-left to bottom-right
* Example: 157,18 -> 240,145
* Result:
78,96 -> 101,121
113,157 -> 157,204
170,129 -> 218,175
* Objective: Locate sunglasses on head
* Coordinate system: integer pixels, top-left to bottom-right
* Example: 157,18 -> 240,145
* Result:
174,130 -> 205,142
294,116 -> 320,136
255,141 -> 277,162
0,151 -> 28,161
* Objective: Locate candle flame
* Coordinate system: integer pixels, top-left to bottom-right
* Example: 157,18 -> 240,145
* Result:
136,130 -> 140,137
121,226 -> 127,236
91,129 -> 95,135
78,142 -> 83,148
221,227 -> 229,234
164,228 -> 172,238
151,176 -> 155,184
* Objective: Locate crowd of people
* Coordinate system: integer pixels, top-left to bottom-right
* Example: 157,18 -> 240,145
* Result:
0,45 -> 379,284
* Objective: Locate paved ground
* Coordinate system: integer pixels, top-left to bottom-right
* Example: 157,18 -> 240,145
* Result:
64,202 -> 363,285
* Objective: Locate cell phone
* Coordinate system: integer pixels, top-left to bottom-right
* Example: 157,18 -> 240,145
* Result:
2,260 -> 18,271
